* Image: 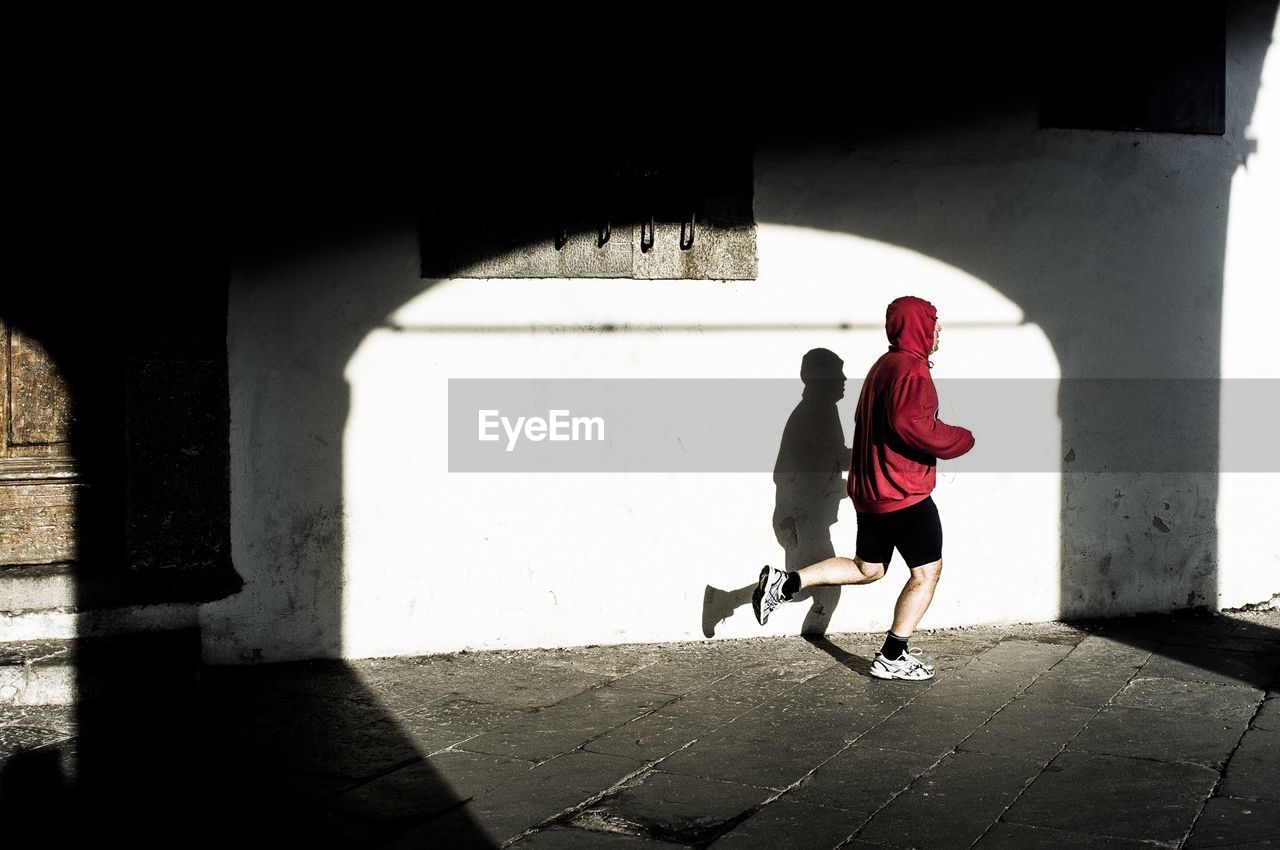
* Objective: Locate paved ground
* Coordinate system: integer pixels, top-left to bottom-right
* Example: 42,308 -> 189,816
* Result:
1,609 -> 1277,848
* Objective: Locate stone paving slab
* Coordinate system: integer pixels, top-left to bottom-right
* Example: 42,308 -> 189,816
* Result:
708,798 -> 862,847
1140,646 -> 1280,689
0,704 -> 77,732
1164,632 -> 1280,654
0,724 -> 72,758
3,612 -> 1279,848
382,711 -> 483,757
391,749 -> 649,847
460,685 -> 672,762
531,645 -> 670,678
280,716 -> 428,782
330,749 -> 535,821
513,826 -> 686,847
1020,667 -> 1137,709
574,769 -> 773,845
653,683 -> 781,726
909,667 -> 1038,713
401,696 -> 531,736
770,667 -> 919,717
1069,704 -> 1250,768
211,765 -> 353,808
352,655 -> 616,713
655,711 -> 846,789
974,822 -> 1150,848
1254,695 -> 1280,731
196,683 -> 386,742
1229,610 -> 1280,641
959,694 -> 1097,763
785,745 -> 940,816
610,663 -> 739,697
383,806 -> 511,849
1003,751 -> 1220,844
969,639 -> 1077,672
737,656 -> 840,688
1111,675 -> 1264,719
857,750 -> 1043,849
436,664 -> 616,711
362,677 -> 454,716
1185,795 -> 1280,848
753,672 -> 910,733
583,711 -> 716,761
1219,728 -> 1280,801
853,701 -> 995,759
1084,614 -> 1178,642
1060,634 -> 1158,664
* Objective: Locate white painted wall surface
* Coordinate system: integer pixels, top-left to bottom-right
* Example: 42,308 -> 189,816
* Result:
203,15 -> 1279,663
1218,8 -> 1280,611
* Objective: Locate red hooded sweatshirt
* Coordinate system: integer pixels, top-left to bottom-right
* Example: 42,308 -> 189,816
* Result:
848,296 -> 975,513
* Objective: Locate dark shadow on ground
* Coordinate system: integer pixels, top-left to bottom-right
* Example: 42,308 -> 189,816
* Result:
0,240 -> 494,847
1072,609 -> 1280,691
803,634 -> 877,678
0,655 -> 494,848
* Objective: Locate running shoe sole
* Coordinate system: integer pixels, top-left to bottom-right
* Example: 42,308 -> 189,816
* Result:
751,565 -> 771,625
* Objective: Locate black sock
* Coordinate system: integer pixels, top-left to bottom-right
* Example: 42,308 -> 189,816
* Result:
881,631 -> 908,660
781,572 -> 801,599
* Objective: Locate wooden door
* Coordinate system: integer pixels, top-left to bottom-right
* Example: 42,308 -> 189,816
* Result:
0,319 -> 79,566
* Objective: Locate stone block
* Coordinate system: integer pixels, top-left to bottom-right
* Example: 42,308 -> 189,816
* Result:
575,769 -> 772,845
329,749 -> 534,821
1003,751 -> 1218,843
960,695 -> 1097,762
1186,795 -> 1280,847
1069,704 -> 1248,768
710,798 -> 863,847
975,822 -> 1149,848
656,712 -> 844,789
858,750 -> 1042,849
786,745 -> 940,817
1219,729 -> 1280,801
461,686 -> 671,762
854,702 -> 993,759
1112,676 -> 1263,720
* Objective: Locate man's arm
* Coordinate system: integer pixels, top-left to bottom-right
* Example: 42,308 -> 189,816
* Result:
889,375 -> 975,459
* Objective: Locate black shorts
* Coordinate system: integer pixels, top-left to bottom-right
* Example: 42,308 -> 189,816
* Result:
855,497 -> 943,570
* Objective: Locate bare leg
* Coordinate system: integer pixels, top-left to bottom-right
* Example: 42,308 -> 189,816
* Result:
795,556 -> 885,589
889,559 -> 942,637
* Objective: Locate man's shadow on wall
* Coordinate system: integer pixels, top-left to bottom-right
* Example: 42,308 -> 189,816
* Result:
703,349 -> 849,638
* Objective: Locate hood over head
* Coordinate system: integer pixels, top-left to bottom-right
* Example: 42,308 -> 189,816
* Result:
885,296 -> 937,361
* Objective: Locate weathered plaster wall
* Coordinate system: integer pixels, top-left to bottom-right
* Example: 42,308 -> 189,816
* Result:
203,11 -> 1278,662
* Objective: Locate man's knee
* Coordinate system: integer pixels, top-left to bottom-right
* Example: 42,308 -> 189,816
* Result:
909,558 -> 942,585
854,557 -> 886,583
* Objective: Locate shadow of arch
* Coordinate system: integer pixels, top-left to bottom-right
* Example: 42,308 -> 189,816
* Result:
0,243 -> 495,846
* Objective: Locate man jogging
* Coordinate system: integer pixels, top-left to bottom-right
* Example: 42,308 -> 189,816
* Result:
752,296 -> 974,681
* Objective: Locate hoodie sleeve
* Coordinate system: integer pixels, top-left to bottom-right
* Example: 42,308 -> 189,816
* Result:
888,375 -> 975,460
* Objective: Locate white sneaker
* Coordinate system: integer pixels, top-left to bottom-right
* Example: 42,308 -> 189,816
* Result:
869,650 -> 935,681
905,647 -> 935,675
752,565 -> 789,625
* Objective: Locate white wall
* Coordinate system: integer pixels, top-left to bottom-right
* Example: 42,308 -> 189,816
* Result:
1218,6 -> 1280,610
203,14 -> 1279,663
